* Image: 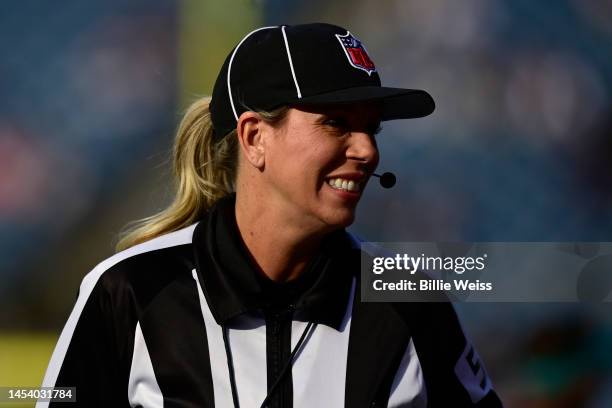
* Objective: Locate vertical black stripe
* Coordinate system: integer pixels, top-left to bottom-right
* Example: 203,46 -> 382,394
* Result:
51,279 -> 133,407
345,283 -> 411,407
138,270 -> 215,407
115,244 -> 215,408
265,309 -> 293,408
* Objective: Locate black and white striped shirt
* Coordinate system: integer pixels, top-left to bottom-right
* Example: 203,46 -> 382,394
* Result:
39,195 -> 503,407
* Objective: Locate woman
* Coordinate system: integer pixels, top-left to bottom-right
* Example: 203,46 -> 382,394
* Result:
39,23 -> 502,407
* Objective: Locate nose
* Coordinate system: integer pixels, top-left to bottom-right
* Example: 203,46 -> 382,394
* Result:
346,131 -> 379,168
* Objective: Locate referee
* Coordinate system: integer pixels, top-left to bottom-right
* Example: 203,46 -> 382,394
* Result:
39,23 -> 503,407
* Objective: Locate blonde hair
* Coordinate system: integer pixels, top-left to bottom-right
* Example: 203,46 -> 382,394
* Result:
116,97 -> 287,251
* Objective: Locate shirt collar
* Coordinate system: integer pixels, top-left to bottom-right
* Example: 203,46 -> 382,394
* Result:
192,194 -> 357,331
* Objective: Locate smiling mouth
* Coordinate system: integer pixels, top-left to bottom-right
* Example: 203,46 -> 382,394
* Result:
326,177 -> 361,193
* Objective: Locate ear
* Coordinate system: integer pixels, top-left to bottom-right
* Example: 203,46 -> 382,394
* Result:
236,111 -> 266,169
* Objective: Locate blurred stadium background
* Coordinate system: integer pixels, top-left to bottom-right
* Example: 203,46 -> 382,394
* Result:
2,0 -> 612,406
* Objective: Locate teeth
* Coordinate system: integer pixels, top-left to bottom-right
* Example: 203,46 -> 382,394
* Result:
327,178 -> 360,192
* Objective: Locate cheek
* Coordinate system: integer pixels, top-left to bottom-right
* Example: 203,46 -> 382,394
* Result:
267,141 -> 319,196
300,144 -> 338,189
266,128 -> 342,199
281,138 -> 325,176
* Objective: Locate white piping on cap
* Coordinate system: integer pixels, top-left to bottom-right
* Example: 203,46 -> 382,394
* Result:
281,25 -> 302,99
227,26 -> 278,121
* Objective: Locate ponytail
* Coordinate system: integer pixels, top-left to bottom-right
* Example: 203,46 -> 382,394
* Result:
116,97 -> 237,251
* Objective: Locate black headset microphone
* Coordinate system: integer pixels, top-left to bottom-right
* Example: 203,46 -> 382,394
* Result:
373,172 -> 396,188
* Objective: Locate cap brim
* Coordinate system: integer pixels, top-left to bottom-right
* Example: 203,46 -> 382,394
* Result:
293,86 -> 435,120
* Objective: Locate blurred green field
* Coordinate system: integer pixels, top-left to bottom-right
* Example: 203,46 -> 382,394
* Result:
0,333 -> 57,407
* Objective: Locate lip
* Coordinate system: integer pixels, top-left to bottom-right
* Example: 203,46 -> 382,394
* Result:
325,171 -> 367,183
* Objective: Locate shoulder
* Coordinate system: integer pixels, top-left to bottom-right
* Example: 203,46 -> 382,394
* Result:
78,222 -> 200,303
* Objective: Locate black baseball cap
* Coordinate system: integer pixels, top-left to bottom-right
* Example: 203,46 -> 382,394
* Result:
210,23 -> 435,140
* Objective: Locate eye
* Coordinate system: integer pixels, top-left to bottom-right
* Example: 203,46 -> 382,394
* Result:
323,117 -> 348,129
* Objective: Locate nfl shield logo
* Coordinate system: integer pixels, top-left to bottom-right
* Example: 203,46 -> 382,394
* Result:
335,31 -> 376,76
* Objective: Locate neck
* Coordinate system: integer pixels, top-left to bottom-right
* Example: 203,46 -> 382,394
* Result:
234,191 -> 329,283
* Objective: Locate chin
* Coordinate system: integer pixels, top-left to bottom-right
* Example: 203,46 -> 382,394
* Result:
320,208 -> 356,229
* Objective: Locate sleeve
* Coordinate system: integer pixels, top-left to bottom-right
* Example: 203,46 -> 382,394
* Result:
37,273 -> 132,408
405,302 -> 504,407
